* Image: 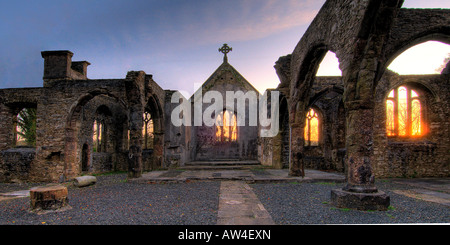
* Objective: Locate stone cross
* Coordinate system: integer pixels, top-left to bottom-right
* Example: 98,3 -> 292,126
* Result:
219,43 -> 232,63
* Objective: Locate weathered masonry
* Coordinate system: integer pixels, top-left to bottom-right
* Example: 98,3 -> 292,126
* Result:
264,0 -> 449,210
0,50 -> 168,182
0,46 -> 262,183
0,0 -> 449,210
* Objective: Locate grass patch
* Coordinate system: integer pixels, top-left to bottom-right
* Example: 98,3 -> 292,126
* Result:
250,166 -> 274,171
288,181 -> 302,185
89,171 -> 127,176
315,182 -> 337,186
386,213 -> 396,219
330,207 -> 351,212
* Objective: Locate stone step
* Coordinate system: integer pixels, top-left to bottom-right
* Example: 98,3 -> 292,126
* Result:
180,160 -> 261,170
186,160 -> 260,166
179,165 -> 262,171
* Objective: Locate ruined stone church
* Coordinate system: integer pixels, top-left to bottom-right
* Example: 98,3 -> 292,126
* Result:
0,0 -> 449,210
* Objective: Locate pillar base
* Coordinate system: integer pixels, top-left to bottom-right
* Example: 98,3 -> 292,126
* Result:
330,188 -> 390,211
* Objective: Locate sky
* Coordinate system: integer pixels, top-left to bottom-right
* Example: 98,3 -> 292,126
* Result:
0,0 -> 449,95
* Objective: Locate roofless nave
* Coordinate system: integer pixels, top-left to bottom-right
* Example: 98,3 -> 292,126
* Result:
0,0 -> 449,211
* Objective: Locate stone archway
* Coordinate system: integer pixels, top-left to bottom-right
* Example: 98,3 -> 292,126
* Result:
270,95 -> 290,169
143,94 -> 165,170
284,0 -> 411,210
289,44 -> 340,177
65,91 -> 127,180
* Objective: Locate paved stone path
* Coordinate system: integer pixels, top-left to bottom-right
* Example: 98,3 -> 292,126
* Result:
0,190 -> 29,202
392,178 -> 450,207
133,169 -> 346,184
217,181 -> 274,225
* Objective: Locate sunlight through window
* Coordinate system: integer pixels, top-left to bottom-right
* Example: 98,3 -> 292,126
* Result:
216,110 -> 237,142
93,120 -> 104,152
143,111 -> 154,149
386,86 -> 423,137
304,108 -> 319,146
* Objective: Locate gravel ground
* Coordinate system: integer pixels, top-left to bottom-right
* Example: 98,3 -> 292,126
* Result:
0,174 -> 220,225
1,174 -> 449,225
251,181 -> 450,224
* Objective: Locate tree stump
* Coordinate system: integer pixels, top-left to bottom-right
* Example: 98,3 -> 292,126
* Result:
30,184 -> 71,214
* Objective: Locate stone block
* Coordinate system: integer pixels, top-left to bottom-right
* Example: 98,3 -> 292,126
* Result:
330,188 -> 390,211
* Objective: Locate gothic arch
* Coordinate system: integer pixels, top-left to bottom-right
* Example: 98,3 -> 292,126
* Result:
291,45 -> 339,123
307,86 -> 344,109
145,94 -> 164,133
385,80 -> 438,103
0,101 -> 38,149
381,8 -> 450,78
143,94 -> 165,169
66,90 -> 126,128
383,34 -> 450,77
64,91 -> 127,179
269,93 -> 290,169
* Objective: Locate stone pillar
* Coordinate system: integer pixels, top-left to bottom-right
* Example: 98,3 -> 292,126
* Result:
271,133 -> 283,169
128,106 -> 143,179
289,124 -> 305,177
152,132 -> 164,168
0,104 -> 15,151
64,127 -> 79,180
125,71 -> 145,179
331,106 -> 390,210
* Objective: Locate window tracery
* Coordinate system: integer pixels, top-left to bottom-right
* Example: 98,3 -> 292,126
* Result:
304,108 -> 319,146
215,110 -> 237,142
386,86 -> 424,137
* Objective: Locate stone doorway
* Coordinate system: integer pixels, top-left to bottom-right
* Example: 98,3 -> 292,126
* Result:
81,143 -> 89,172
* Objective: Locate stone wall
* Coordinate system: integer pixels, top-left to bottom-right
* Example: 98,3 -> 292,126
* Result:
0,147 -> 35,183
278,0 -> 448,200
261,77 -> 346,171
76,94 -> 128,173
190,62 -> 259,161
1,0 -> 449,184
304,77 -> 345,171
264,69 -> 449,178
164,90 -> 190,168
33,79 -> 129,182
372,71 -> 450,177
91,152 -> 113,173
0,50 -> 170,182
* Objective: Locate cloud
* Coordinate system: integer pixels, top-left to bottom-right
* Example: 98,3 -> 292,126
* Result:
149,0 -> 323,47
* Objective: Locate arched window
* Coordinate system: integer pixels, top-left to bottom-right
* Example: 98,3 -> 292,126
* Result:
15,107 -> 36,147
386,85 -> 424,137
142,111 -> 154,149
304,108 -> 319,146
93,105 -> 111,152
215,110 -> 237,142
93,119 -> 104,152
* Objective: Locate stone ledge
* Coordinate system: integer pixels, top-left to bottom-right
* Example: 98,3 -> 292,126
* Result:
330,188 -> 390,211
